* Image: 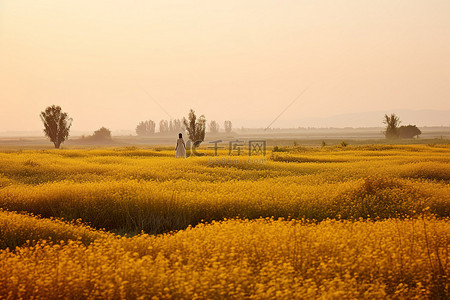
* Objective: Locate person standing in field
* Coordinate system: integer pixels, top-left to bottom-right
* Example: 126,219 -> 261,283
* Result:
175,133 -> 186,158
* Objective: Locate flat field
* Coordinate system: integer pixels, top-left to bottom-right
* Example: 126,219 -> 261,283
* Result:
0,144 -> 449,298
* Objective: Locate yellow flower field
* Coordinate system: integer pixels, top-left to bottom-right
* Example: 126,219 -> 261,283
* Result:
0,144 -> 449,298
0,212 -> 448,299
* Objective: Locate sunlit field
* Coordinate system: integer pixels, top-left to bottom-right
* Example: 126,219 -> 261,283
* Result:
0,144 -> 449,298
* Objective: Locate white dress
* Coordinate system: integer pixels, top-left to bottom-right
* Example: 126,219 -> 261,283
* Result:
175,138 -> 186,158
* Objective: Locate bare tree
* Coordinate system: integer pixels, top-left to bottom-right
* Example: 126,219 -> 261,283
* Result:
159,120 -> 169,134
136,120 -> 156,136
183,109 -> 206,145
169,119 -> 183,133
224,120 -> 232,134
383,114 -> 401,139
40,105 -> 72,148
208,120 -> 220,134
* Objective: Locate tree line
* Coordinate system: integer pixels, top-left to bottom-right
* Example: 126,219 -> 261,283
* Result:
136,118 -> 232,136
40,105 -> 233,148
40,105 -> 423,149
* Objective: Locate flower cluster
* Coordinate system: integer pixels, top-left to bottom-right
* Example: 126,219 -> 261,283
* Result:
0,216 -> 448,299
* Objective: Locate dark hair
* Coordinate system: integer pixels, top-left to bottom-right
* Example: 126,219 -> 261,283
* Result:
178,133 -> 183,138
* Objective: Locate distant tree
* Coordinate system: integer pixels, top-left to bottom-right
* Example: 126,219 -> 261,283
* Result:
383,114 -> 401,139
136,120 -> 156,136
159,120 -> 169,134
169,119 -> 183,133
224,120 -> 232,134
40,105 -> 73,148
174,119 -> 183,132
398,125 -> 421,139
183,109 -> 206,145
208,120 -> 220,134
91,127 -> 112,140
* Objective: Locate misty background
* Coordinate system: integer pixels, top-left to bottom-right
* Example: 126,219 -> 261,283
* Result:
0,0 -> 449,134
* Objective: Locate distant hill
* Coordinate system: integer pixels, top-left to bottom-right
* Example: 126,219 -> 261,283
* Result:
232,109 -> 450,128
294,110 -> 450,128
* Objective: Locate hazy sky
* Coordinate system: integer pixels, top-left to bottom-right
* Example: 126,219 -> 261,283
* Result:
0,0 -> 449,132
